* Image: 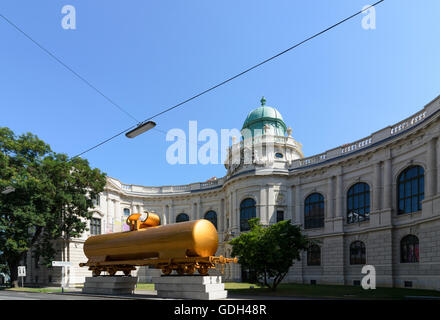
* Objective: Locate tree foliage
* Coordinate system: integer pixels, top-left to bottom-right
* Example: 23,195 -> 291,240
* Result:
229,218 -> 311,290
0,127 -> 107,286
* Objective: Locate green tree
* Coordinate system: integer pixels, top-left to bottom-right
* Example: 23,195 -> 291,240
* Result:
0,127 -> 106,287
230,218 -> 311,290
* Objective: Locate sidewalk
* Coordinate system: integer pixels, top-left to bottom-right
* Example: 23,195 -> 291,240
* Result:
50,288 -> 327,300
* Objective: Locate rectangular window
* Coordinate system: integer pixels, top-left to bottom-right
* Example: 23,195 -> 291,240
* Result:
90,218 -> 101,235
276,211 -> 284,223
92,196 -> 100,207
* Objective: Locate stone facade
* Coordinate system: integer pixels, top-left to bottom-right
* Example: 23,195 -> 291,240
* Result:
25,96 -> 440,290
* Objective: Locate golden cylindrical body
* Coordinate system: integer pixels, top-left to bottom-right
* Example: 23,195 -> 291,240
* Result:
84,219 -> 218,262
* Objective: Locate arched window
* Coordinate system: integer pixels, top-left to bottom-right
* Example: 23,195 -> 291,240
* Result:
347,183 -> 370,224
350,241 -> 366,265
307,245 -> 321,266
123,208 -> 131,216
401,235 -> 419,263
204,210 -> 217,229
240,198 -> 256,232
304,193 -> 324,229
176,213 -> 189,223
397,165 -> 424,214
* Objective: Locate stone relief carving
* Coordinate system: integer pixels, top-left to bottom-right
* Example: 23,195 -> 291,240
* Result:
275,191 -> 286,205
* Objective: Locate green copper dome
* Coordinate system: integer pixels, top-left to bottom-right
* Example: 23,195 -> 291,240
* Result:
241,97 -> 287,138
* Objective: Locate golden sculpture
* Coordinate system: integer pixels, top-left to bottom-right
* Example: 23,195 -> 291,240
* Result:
79,211 -> 237,276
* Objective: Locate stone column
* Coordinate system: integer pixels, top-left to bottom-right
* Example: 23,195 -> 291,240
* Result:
259,187 -> 267,224
286,185 -> 293,223
383,158 -> 392,210
235,192 -> 240,234
110,200 -> 116,233
226,196 -> 230,232
334,173 -> 344,233
370,162 -> 382,227
229,193 -> 233,232
426,138 -> 437,198
231,192 -> 238,233
220,199 -> 225,233
169,203 -> 174,224
198,199 -> 203,220
266,186 -> 272,225
114,200 -> 120,232
324,176 -> 335,233
106,197 -> 112,233
295,185 -> 302,226
192,202 -> 197,221
327,176 -> 335,219
162,205 -> 168,225
335,174 -> 343,218
437,138 -> 440,195
373,162 -> 382,212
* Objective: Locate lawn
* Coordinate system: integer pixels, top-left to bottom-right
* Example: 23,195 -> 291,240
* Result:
0,287 -> 63,293
136,282 -> 440,299
135,283 -> 155,291
223,282 -> 440,300
3,282 -> 439,299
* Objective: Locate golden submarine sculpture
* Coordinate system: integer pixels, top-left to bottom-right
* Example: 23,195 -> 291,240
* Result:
79,211 -> 237,276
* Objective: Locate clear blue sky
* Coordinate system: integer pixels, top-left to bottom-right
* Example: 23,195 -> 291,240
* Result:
1,0 -> 439,186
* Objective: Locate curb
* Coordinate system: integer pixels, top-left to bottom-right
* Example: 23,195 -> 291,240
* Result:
48,290 -> 165,300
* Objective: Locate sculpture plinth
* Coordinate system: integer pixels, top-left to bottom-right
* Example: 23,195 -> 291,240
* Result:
153,275 -> 227,300
82,276 -> 138,295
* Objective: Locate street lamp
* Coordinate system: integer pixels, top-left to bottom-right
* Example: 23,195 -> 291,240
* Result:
125,121 -> 156,138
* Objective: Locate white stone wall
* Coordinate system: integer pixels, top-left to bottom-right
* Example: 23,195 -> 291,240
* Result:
25,96 -> 440,289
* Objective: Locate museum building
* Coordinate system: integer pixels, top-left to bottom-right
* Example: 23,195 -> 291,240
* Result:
24,95 -> 440,290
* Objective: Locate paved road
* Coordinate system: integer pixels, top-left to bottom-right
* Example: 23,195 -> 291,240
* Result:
0,290 -> 126,300
0,289 -> 330,300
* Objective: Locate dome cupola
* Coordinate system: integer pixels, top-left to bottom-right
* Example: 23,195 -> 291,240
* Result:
241,97 -> 287,138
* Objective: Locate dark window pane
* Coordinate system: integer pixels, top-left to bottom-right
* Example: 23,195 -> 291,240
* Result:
405,181 -> 411,197
413,180 -> 419,196
90,218 -> 101,235
176,213 -> 189,223
405,198 -> 411,213
397,166 -> 424,214
350,241 -> 366,265
304,193 -> 324,229
401,235 -> 419,263
346,183 -> 370,224
411,196 -> 418,212
307,245 -> 321,266
276,211 -> 284,223
204,211 -> 217,229
240,198 -> 256,231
